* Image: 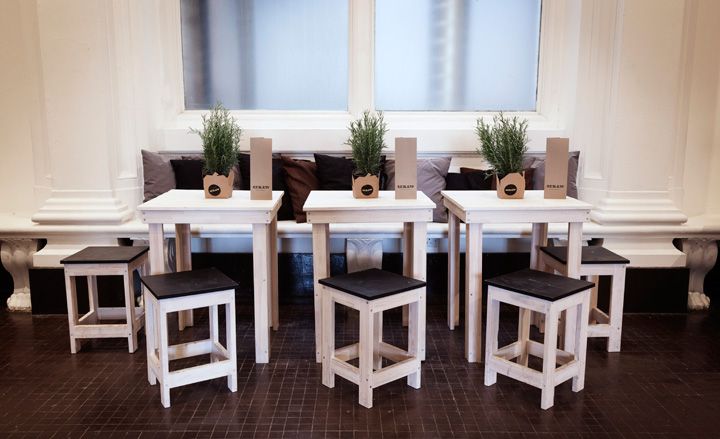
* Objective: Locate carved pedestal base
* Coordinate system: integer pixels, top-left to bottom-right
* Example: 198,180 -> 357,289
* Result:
346,239 -> 383,273
680,238 -> 718,311
1,239 -> 40,312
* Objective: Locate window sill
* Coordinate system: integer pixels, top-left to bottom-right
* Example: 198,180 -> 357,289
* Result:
159,110 -> 564,152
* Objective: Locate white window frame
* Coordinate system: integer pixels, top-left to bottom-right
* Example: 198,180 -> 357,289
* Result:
157,0 -> 580,153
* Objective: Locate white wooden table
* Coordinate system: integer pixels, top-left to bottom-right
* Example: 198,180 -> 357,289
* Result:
442,190 -> 592,363
303,191 -> 435,363
137,189 -> 283,363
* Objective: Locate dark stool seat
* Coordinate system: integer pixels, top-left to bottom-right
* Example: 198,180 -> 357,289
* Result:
485,268 -> 595,302
141,268 -> 238,300
539,246 -> 630,265
319,268 -> 426,301
61,246 -> 149,264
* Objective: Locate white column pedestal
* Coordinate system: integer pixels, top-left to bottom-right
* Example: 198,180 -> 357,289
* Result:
1,239 -> 39,312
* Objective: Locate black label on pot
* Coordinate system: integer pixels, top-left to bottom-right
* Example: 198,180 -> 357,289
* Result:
208,184 -> 221,196
361,185 -> 374,196
504,184 -> 517,196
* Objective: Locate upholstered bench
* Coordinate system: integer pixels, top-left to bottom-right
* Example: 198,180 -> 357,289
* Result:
484,268 -> 594,409
539,246 -> 630,352
319,268 -> 426,408
60,246 -> 149,353
141,267 -> 238,408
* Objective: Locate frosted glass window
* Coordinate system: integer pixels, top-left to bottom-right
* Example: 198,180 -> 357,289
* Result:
180,0 -> 348,110
375,0 -> 541,111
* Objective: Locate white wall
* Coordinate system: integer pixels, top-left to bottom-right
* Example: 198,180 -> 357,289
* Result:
682,0 -> 720,216
0,0 -> 719,230
0,0 -> 39,216
706,68 -> 720,215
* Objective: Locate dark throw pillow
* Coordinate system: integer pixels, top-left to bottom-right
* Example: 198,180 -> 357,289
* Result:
170,159 -> 204,190
313,153 -> 355,190
281,156 -> 319,223
460,167 -> 534,191
444,171 -> 494,190
181,155 -> 241,190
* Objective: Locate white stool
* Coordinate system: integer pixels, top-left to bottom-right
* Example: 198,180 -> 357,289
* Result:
61,246 -> 148,353
320,268 -> 426,408
141,267 -> 238,408
484,268 -> 594,410
539,246 -> 629,352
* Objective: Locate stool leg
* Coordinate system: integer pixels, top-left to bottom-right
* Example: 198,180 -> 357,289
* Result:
588,275 -> 600,324
158,304 -> 171,408
64,275 -> 81,354
484,291 -> 500,386
209,304 -> 219,362
321,289 -> 335,388
359,306 -> 374,408
541,308 -> 559,410
562,307 -> 577,353
226,297 -> 238,392
373,312 -> 383,370
407,291 -> 422,389
87,275 -> 99,324
417,291 -> 427,362
144,292 -> 157,385
607,266 -> 626,352
517,307 -> 531,366
572,292 -> 590,392
123,268 -> 138,353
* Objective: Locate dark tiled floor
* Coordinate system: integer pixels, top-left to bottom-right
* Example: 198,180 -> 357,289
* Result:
1,303 -> 720,438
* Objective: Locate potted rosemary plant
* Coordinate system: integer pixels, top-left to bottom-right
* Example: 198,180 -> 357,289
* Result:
346,111 -> 387,199
475,112 -> 529,199
191,102 -> 241,199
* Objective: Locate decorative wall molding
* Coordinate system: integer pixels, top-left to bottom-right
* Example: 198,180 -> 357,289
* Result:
603,236 -> 686,268
680,238 -> 717,310
1,239 -> 39,312
31,191 -> 133,225
590,196 -> 688,225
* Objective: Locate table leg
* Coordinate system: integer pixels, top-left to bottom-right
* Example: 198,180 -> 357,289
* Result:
465,223 -> 482,363
530,223 -> 548,270
447,212 -> 460,330
530,223 -> 549,331
563,221 -> 583,351
147,223 -> 165,276
270,217 -> 279,331
312,223 -> 330,363
175,224 -> 193,330
401,223 -> 413,327
411,221 -> 427,360
252,223 -> 271,363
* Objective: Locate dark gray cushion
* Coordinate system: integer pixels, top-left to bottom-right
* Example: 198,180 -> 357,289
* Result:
386,157 -> 450,222
141,150 -> 176,201
523,151 -> 580,198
